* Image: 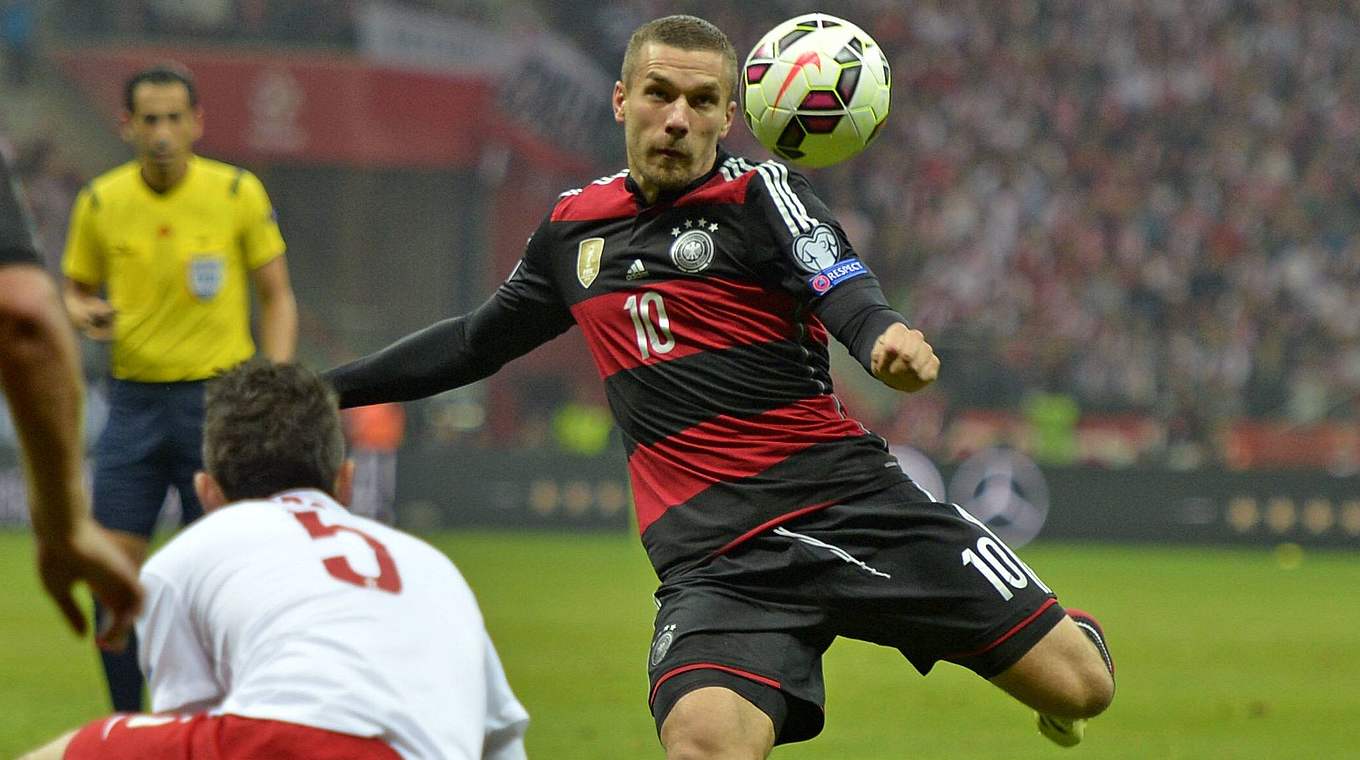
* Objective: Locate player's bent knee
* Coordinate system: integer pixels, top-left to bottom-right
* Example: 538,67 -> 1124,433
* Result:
661,686 -> 774,760
992,616 -> 1116,719
1061,632 -> 1116,718
1049,647 -> 1116,718
663,730 -> 771,760
1074,664 -> 1115,718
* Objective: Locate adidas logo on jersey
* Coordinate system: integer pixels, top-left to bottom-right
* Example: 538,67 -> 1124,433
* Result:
626,259 -> 648,280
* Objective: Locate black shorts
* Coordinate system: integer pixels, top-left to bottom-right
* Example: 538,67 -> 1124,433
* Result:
647,481 -> 1066,745
93,379 -> 207,537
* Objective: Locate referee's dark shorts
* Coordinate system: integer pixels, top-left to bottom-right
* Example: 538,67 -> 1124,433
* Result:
93,378 -> 207,537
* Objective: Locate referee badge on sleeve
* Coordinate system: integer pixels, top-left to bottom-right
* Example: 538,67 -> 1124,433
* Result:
188,254 -> 225,300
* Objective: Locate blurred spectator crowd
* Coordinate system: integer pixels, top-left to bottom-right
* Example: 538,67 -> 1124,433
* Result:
16,0 -> 1360,468
55,0 -> 361,45
52,0 -> 532,44
547,0 -> 1360,452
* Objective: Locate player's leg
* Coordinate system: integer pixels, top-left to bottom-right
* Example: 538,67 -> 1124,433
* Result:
17,729 -> 77,760
990,611 -> 1114,717
921,500 -> 1114,726
27,713 -> 402,760
992,608 -> 1115,747
24,714 -> 194,760
787,484 -> 1114,746
648,547 -> 834,757
649,620 -> 828,757
659,686 -> 774,760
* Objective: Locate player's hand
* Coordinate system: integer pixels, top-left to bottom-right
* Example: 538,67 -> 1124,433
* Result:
870,322 -> 939,393
35,517 -> 144,651
64,293 -> 115,341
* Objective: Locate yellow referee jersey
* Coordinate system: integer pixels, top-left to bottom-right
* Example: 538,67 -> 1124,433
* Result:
63,156 -> 285,381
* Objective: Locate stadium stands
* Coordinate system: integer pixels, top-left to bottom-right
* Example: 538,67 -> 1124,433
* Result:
19,0 -> 1360,469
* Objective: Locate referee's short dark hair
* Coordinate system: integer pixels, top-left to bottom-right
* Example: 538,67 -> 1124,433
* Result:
124,62 -> 198,113
203,359 -> 346,502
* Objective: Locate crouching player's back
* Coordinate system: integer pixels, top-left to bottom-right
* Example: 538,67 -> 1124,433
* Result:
137,488 -> 523,760
23,360 -> 527,760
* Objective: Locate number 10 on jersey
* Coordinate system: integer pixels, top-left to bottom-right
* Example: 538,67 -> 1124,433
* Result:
625,292 -> 676,360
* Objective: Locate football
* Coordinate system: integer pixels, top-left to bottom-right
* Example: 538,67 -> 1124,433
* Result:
742,13 -> 891,168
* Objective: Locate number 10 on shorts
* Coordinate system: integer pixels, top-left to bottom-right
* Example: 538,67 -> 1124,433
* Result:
954,504 -> 1051,600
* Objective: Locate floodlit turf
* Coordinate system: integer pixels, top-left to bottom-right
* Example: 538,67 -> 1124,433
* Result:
1,530 -> 1356,758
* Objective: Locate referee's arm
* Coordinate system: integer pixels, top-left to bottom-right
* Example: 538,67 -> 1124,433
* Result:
250,255 -> 298,362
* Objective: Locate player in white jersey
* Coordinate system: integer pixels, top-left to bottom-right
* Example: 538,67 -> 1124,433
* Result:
22,360 -> 528,760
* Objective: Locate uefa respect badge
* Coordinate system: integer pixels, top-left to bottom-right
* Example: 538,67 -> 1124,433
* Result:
808,257 -> 867,295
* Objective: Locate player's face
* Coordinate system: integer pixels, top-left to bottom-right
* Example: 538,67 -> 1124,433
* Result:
123,82 -> 203,178
614,43 -> 735,202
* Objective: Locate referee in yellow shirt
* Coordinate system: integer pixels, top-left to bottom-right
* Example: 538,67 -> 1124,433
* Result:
61,63 -> 297,711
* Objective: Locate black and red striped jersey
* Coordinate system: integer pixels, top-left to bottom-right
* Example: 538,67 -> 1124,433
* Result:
326,149 -> 912,579
495,150 -> 910,577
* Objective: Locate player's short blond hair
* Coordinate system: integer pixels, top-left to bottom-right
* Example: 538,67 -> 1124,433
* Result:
621,15 -> 739,102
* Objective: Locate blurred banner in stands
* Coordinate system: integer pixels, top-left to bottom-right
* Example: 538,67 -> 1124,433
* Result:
0,449 -> 1355,548
944,408 -> 1360,472
49,43 -> 594,172
356,1 -> 618,167
387,446 -> 1359,548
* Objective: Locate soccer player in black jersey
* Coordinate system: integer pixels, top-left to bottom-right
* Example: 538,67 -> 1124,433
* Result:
326,14 -> 1115,757
1,153 -> 143,652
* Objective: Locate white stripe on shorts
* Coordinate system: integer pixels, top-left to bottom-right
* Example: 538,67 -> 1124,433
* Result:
773,526 -> 892,579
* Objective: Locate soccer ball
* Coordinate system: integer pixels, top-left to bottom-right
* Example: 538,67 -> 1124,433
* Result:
742,13 -> 891,168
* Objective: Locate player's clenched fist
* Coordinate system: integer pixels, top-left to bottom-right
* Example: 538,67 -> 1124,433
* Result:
870,322 -> 939,392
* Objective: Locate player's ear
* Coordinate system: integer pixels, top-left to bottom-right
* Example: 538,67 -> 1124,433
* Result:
613,81 -> 627,123
190,105 -> 205,141
720,98 -> 736,138
194,471 -> 229,512
119,111 -> 135,143
333,459 -> 356,507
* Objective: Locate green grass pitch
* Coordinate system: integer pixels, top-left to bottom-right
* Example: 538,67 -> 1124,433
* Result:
1,530 -> 1356,758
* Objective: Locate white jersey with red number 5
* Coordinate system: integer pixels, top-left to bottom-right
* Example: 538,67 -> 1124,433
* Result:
135,489 -> 528,760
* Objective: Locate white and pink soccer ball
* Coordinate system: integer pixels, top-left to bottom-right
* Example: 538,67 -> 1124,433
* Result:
742,13 -> 892,168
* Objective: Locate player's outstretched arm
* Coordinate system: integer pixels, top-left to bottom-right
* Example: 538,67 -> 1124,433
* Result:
325,284 -> 572,409
870,322 -> 939,393
324,315 -> 479,407
325,214 -> 573,408
0,265 -> 143,647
